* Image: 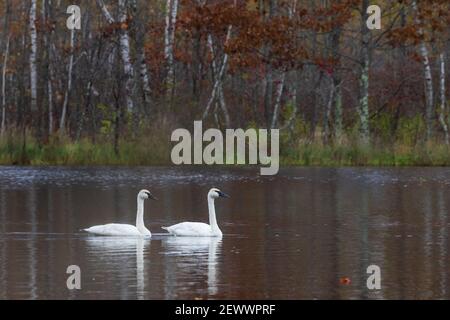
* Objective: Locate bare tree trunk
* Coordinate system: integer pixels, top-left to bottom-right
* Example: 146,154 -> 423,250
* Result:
97,0 -> 135,115
331,26 -> 343,141
118,0 -> 135,114
412,0 -> 434,141
391,4 -> 407,136
270,72 -> 286,129
438,53 -> 448,144
130,0 -> 151,110
359,58 -> 370,144
334,84 -> 343,141
323,76 -> 335,144
202,26 -> 232,120
204,31 -> 232,127
164,0 -> 172,63
48,75 -> 54,135
1,0 -> 10,136
263,1 -> 275,129
280,87 -> 298,130
358,0 -> 370,145
202,52 -> 230,120
29,0 -> 38,112
165,0 -> 179,99
76,80 -> 93,140
138,50 -> 151,108
43,0 -> 55,135
270,0 -> 295,129
59,29 -> 75,135
97,0 -> 115,23
309,71 -> 323,140
1,36 -> 9,136
217,86 -> 230,127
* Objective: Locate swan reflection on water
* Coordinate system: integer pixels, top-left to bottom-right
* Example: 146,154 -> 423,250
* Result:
161,236 -> 222,297
83,236 -> 222,299
84,237 -> 149,300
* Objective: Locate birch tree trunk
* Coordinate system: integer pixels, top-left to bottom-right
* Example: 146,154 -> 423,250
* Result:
138,49 -> 151,108
438,53 -> 448,144
118,0 -> 135,114
59,28 -> 75,135
270,73 -> 286,129
323,77 -> 335,144
412,0 -> 434,141
130,0 -> 151,109
48,71 -> 54,134
1,0 -> 11,136
358,0 -> 370,145
1,36 -> 9,136
97,0 -> 115,24
217,86 -> 230,127
165,0 -> 179,99
203,31 -> 232,127
269,0 -> 295,129
263,0 -> 278,129
44,0 -> 54,135
200,0 -> 234,126
164,0 -> 172,63
96,0 -> 135,114
202,26 -> 232,121
29,0 -> 38,112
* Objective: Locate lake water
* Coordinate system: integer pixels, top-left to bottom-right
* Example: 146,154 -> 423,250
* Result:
0,166 -> 449,299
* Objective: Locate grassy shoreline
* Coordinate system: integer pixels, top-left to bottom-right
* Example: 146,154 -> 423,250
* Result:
280,142 -> 450,166
2,133 -> 450,167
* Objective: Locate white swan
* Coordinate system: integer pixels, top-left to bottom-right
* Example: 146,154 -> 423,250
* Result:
83,189 -> 157,237
162,188 -> 229,237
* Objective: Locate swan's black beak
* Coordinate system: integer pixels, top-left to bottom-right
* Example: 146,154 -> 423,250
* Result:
218,191 -> 230,198
146,192 -> 158,200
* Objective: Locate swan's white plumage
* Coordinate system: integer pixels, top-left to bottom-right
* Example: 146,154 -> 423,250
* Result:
83,189 -> 155,237
162,222 -> 215,237
162,188 -> 228,237
84,224 -> 147,237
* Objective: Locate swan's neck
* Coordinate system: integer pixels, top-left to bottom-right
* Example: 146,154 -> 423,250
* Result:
208,197 -> 221,234
136,197 -> 146,233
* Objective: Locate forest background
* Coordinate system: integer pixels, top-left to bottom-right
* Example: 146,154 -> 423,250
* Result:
0,0 -> 449,166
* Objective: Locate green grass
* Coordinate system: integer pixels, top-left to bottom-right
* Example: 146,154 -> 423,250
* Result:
2,134 -> 450,167
2,112 -> 450,167
279,113 -> 450,166
280,141 -> 450,166
0,129 -> 171,166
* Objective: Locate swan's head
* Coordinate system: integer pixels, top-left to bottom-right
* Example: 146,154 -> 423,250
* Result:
208,188 -> 229,199
138,189 -> 157,200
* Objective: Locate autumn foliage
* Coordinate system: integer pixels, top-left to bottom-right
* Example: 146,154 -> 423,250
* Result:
0,0 -> 449,161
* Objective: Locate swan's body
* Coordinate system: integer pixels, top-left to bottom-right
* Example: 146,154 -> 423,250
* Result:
83,189 -> 156,237
83,223 -> 147,236
162,222 -> 217,237
162,188 -> 228,237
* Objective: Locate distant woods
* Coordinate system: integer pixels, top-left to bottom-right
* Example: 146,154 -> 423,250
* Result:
0,0 -> 449,149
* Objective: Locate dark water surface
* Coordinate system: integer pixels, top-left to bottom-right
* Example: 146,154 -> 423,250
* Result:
0,166 -> 449,299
